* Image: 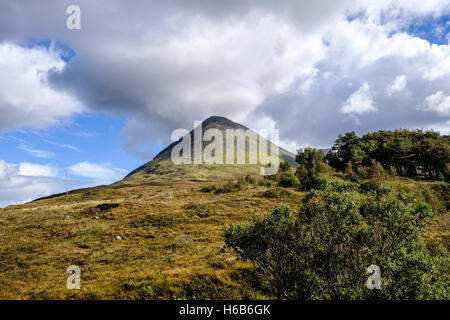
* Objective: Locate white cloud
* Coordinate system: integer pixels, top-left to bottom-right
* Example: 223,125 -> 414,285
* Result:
68,162 -> 127,185
419,91 -> 450,116
340,83 -> 377,115
387,75 -> 408,95
17,145 -> 55,158
17,162 -> 58,177
0,43 -> 84,131
0,159 -> 64,207
421,44 -> 450,81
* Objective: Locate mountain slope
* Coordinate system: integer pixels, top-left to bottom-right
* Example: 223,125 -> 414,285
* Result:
123,116 -> 296,182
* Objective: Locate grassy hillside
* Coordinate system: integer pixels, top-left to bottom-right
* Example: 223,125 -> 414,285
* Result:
0,174 -> 448,299
0,177 -> 304,299
123,116 -> 297,183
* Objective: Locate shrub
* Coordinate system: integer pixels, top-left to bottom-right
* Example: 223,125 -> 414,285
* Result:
279,161 -> 291,172
367,159 -> 386,188
295,166 -> 308,180
225,179 -> 446,299
258,179 -> 274,187
301,173 -> 328,191
200,185 -> 218,193
278,172 -> 300,188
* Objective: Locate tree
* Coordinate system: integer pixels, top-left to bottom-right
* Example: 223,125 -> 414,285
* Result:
295,148 -> 327,177
367,159 -> 385,189
327,131 -> 366,172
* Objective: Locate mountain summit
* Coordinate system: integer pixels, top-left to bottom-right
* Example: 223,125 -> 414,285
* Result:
123,116 -> 296,182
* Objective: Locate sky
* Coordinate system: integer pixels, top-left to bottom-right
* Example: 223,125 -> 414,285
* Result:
0,0 -> 449,207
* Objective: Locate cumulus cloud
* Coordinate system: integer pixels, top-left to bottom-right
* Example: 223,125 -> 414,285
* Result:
17,162 -> 58,177
0,0 -> 449,153
340,83 -> 377,115
0,43 -> 84,130
0,159 -> 64,207
387,75 -> 408,96
419,91 -> 450,116
68,162 -> 127,185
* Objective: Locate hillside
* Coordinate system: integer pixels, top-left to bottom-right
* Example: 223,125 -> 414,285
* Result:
122,116 -> 297,183
0,177 -> 306,299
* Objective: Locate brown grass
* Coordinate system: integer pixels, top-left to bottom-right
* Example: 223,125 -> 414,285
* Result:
0,178 -> 303,299
0,177 -> 447,299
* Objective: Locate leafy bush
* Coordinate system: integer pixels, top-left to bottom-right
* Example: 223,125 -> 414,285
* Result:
225,178 -> 447,299
300,173 -> 328,191
279,161 -> 291,172
278,172 -> 300,188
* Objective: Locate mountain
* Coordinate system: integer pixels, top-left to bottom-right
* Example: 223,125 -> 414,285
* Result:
123,116 -> 296,183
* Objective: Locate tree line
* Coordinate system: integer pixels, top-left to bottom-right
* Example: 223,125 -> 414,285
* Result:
325,129 -> 449,181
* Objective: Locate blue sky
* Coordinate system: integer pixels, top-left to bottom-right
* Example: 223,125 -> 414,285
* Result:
1,113 -> 144,170
0,1 -> 449,207
406,14 -> 450,45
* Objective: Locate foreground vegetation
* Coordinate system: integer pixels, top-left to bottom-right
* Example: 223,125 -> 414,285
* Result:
225,176 -> 449,299
0,128 -> 448,299
223,129 -> 449,299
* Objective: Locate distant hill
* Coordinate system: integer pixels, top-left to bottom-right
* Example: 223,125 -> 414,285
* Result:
123,116 -> 296,182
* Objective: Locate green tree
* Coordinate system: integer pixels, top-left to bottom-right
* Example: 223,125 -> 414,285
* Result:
327,131 -> 366,172
295,147 -> 327,176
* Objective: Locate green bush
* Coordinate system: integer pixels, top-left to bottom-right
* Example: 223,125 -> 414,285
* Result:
301,173 -> 328,191
279,161 -> 291,172
225,177 -> 447,299
278,172 -> 300,188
